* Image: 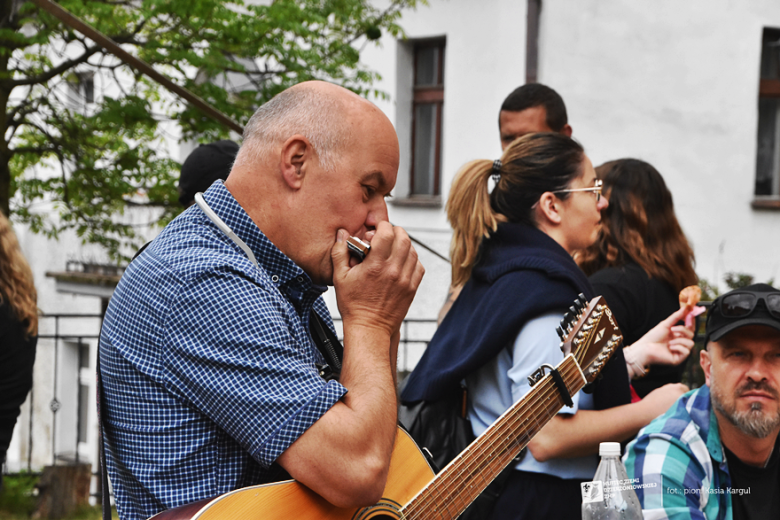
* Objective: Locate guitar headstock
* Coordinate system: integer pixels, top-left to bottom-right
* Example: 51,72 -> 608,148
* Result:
557,294 -> 623,383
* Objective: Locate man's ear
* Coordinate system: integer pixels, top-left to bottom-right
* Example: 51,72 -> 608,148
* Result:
279,135 -> 311,190
700,346 -> 713,387
561,124 -> 573,138
536,192 -> 563,225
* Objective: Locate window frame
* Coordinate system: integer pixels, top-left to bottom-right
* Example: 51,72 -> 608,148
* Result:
410,38 -> 445,199
754,28 -> 780,210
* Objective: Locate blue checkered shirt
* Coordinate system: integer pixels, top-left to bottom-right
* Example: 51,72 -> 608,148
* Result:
99,181 -> 347,520
624,385 -> 732,520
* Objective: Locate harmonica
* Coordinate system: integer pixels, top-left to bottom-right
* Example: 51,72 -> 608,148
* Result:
347,236 -> 371,261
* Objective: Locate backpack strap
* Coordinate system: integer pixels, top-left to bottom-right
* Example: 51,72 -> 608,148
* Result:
309,310 -> 343,381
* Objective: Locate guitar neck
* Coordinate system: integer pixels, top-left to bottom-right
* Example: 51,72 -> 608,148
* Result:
401,354 -> 587,520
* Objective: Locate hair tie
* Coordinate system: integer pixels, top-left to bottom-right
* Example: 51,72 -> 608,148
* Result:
491,159 -> 502,183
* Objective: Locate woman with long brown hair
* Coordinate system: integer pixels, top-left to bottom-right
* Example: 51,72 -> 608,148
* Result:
401,134 -> 692,520
578,159 -> 697,397
0,212 -> 38,485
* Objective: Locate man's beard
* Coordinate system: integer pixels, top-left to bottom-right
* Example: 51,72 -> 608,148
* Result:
711,378 -> 780,439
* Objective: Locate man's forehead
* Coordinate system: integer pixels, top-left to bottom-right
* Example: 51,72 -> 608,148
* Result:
714,325 -> 780,351
500,106 -> 551,133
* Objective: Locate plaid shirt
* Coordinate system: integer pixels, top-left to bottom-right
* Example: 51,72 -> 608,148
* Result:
624,385 -> 732,520
99,181 -> 347,520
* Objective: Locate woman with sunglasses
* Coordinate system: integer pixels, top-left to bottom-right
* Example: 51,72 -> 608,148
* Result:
401,133 -> 691,520
577,159 -> 698,398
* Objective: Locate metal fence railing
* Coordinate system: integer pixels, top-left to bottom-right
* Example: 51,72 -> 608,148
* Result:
7,304 -> 711,478
5,314 -> 438,474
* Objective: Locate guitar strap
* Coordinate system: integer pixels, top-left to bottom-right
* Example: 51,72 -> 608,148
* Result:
96,241 -> 152,520
309,310 -> 343,382
96,342 -> 112,520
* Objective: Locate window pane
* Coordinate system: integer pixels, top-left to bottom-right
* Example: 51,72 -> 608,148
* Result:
79,343 -> 90,369
415,47 -> 439,86
761,30 -> 780,80
413,103 -> 438,195
82,77 -> 94,104
78,384 -> 89,443
756,97 -> 780,196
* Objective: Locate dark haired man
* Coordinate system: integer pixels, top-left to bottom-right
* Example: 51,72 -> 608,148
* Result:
177,140 -> 239,207
498,83 -> 572,151
625,283 -> 780,520
438,83 -> 572,323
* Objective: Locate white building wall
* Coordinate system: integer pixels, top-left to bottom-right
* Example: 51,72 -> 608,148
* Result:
538,0 -> 780,287
340,0 -> 528,332
358,0 -> 780,307
7,227 -> 105,472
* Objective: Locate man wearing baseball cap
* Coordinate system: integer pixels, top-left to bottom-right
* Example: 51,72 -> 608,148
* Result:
624,283 -> 780,520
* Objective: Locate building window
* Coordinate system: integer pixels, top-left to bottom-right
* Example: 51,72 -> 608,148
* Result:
55,340 -> 94,463
411,40 -> 445,197
67,72 -> 95,108
755,28 -> 780,202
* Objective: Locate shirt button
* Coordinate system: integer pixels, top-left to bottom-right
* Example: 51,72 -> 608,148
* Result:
296,276 -> 304,283
271,275 -> 279,283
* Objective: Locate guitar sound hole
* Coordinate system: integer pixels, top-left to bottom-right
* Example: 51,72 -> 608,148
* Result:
354,512 -> 401,520
351,496 -> 406,520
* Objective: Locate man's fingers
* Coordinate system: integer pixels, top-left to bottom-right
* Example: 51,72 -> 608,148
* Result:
331,229 -> 351,279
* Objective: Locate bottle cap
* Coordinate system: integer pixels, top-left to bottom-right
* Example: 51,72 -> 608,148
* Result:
599,442 -> 621,457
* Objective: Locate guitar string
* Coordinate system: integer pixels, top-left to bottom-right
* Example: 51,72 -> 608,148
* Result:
430,362 -> 585,519
415,362 -> 583,519
403,360 -> 585,520
404,308 -> 608,519
404,363 -> 580,520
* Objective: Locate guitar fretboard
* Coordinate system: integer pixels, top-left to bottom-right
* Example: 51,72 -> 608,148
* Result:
400,354 -> 586,520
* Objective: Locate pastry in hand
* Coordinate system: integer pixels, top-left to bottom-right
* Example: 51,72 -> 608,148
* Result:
679,285 -> 702,313
679,285 -> 704,328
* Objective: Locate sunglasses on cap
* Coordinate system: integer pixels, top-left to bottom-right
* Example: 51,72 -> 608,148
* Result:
716,291 -> 780,320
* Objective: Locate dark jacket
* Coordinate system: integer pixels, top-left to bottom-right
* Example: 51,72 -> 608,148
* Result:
401,222 -> 629,409
0,299 -> 37,464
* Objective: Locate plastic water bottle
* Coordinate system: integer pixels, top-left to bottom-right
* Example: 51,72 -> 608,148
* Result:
581,442 -> 643,519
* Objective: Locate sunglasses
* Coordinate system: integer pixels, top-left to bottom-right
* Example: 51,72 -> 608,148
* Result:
552,179 -> 603,203
716,292 -> 780,320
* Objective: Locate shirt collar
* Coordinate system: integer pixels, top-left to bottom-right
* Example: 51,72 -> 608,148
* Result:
692,385 -> 725,464
199,181 -> 326,297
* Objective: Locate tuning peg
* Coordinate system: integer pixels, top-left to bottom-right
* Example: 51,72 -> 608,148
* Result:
569,306 -> 577,318
560,312 -> 571,328
577,293 -> 587,306
556,325 -> 566,341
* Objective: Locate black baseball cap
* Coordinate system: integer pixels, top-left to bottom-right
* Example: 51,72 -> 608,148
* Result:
178,140 -> 239,206
705,283 -> 780,344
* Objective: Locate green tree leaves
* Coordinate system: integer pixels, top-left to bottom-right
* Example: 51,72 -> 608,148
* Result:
2,0 -> 420,261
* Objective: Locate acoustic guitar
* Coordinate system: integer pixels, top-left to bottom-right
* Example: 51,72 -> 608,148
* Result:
150,295 -> 622,520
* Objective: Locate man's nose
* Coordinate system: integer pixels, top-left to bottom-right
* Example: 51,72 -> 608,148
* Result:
368,198 -> 389,227
745,357 -> 772,383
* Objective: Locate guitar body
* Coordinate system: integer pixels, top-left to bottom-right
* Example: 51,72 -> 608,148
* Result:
150,427 -> 435,520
